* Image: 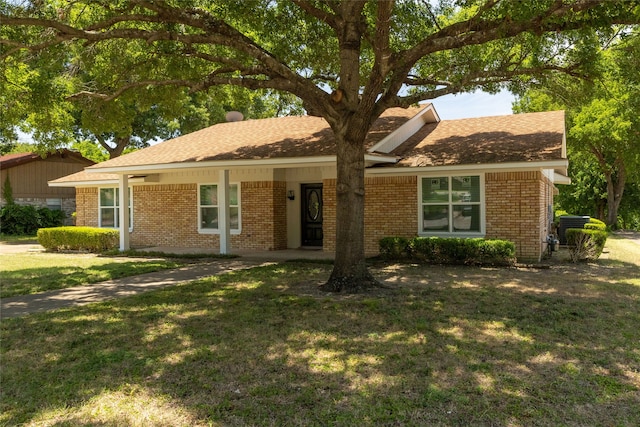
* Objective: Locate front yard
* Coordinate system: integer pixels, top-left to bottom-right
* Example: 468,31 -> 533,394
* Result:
0,252 -> 183,298
1,235 -> 639,426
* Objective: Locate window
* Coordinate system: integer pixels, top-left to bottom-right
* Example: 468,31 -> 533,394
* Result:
420,175 -> 482,234
199,183 -> 240,233
99,188 -> 132,229
46,198 -> 62,211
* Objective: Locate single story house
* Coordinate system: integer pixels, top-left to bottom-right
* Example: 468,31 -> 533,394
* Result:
1,149 -> 95,223
50,104 -> 569,261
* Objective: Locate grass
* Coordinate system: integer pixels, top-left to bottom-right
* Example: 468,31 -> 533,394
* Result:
0,252 -> 183,298
1,237 -> 639,426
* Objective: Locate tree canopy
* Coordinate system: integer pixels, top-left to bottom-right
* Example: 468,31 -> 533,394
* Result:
514,28 -> 640,227
2,0 -> 639,290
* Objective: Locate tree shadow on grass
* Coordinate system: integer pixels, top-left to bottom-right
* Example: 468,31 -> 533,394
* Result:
0,260 -> 181,298
1,261 -> 639,426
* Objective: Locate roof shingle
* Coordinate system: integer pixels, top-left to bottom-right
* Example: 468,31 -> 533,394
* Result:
89,107 -> 421,171
391,110 -> 565,167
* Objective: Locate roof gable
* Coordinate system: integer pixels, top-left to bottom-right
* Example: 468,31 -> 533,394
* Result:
391,110 -> 566,167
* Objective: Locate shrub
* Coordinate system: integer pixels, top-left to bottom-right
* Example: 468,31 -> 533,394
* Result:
565,228 -> 607,262
379,237 -> 411,259
584,218 -> 607,231
0,204 -> 65,235
37,226 -> 119,252
380,236 -> 516,266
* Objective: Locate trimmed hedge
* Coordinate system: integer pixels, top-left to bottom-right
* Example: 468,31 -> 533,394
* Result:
584,218 -> 607,231
380,236 -> 516,266
37,227 -> 119,252
565,228 -> 607,261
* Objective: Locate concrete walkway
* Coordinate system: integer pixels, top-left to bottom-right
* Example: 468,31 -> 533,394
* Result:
0,242 -> 334,319
1,259 -> 270,319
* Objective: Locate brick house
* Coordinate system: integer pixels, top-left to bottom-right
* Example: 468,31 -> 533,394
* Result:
1,150 -> 95,223
50,105 -> 569,261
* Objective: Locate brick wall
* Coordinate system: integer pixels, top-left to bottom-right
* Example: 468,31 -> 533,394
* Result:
76,182 -> 287,251
130,184 -> 217,249
234,181 -> 287,250
75,187 -> 98,227
364,176 -> 418,255
322,176 -> 418,256
485,171 -> 550,261
73,172 -> 552,260
322,179 -> 336,253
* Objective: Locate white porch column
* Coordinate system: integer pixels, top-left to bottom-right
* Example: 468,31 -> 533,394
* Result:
218,169 -> 231,254
118,174 -> 130,251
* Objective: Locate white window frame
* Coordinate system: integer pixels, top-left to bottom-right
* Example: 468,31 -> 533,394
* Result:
198,183 -> 241,234
98,187 -> 133,231
46,198 -> 62,211
418,174 -> 485,237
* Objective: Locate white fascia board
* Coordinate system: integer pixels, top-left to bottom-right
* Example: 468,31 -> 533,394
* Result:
554,171 -> 571,185
364,154 -> 398,165
86,156 -> 339,174
367,104 -> 440,154
48,175 -> 152,188
49,179 -> 118,187
365,159 -> 569,175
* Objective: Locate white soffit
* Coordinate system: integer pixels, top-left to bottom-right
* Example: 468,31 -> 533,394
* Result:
367,104 -> 440,154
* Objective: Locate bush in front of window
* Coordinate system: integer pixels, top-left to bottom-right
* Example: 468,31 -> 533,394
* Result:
379,236 -> 516,266
38,226 -> 118,252
0,204 -> 65,235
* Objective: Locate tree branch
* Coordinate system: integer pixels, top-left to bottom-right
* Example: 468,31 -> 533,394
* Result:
291,0 -> 337,30
395,0 -> 638,76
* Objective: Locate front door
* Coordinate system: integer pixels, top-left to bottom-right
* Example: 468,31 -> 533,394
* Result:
301,184 -> 323,247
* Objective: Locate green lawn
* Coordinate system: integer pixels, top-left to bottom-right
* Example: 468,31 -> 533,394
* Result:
1,237 -> 639,426
0,252 -> 183,298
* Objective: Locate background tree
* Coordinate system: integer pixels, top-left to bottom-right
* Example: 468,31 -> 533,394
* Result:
514,29 -> 640,228
0,34 -> 302,158
2,1 -> 638,291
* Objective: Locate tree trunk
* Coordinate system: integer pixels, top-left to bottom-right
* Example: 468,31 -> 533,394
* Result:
109,136 -> 130,159
320,120 -> 381,293
97,134 -> 130,159
605,165 -> 626,228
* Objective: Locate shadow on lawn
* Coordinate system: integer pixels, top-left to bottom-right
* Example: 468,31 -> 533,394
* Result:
2,260 -> 639,426
0,260 -> 180,298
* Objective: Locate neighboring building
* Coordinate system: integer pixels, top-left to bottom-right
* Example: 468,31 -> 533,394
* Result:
1,150 -> 95,223
50,105 -> 569,261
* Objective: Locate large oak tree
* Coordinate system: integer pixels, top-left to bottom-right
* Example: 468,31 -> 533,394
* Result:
2,0 -> 638,291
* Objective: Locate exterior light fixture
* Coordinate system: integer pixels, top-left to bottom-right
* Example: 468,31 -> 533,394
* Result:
287,190 -> 295,200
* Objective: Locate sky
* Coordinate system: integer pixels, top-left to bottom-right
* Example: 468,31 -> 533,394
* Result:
425,89 -> 517,120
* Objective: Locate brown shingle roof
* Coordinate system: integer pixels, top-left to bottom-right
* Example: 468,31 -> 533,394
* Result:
0,150 -> 95,169
0,152 -> 41,168
390,110 -> 565,167
89,107 -> 421,171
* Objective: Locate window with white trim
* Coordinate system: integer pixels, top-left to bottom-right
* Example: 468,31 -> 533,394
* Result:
46,198 -> 62,211
420,175 -> 482,234
199,183 -> 240,232
99,187 -> 132,229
